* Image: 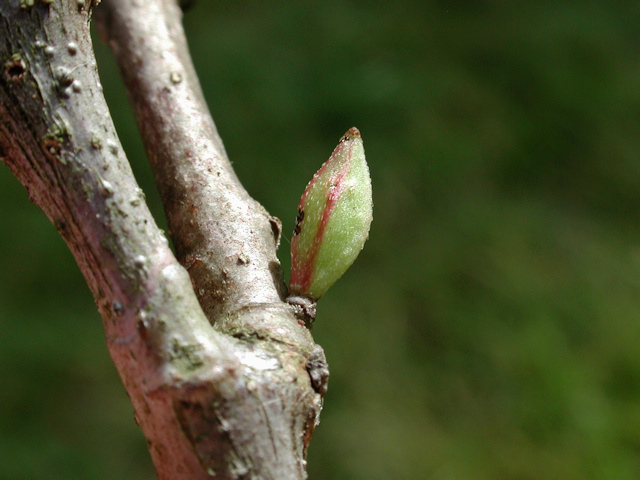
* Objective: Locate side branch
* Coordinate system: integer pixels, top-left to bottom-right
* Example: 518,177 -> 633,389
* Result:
94,0 -> 288,326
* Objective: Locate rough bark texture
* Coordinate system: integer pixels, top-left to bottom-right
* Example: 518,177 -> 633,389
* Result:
0,1 -> 326,479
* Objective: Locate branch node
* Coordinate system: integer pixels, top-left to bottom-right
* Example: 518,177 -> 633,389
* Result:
286,295 -> 317,328
306,345 -> 329,396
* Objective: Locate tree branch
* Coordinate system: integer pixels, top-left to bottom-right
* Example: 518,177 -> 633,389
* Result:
94,0 -> 288,324
0,0 -> 326,478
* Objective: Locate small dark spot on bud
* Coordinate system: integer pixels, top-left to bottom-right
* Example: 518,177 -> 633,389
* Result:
294,209 -> 304,236
340,126 -> 360,142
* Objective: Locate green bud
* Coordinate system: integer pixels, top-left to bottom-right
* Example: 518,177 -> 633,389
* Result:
289,127 -> 373,300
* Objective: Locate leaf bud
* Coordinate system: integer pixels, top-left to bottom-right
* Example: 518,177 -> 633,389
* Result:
289,127 -> 373,300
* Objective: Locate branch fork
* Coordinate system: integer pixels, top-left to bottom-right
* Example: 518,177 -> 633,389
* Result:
0,0 -> 327,478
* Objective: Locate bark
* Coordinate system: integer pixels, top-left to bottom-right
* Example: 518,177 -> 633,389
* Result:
0,1 -> 327,479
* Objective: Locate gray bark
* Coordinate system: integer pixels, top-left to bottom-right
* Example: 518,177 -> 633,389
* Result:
0,0 -> 326,478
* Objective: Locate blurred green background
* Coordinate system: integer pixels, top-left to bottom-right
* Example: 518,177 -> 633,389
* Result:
3,1 -> 640,478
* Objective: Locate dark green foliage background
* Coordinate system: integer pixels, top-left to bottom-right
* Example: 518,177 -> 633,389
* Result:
2,2 -> 640,478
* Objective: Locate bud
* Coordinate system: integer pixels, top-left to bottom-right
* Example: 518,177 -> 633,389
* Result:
289,127 -> 373,300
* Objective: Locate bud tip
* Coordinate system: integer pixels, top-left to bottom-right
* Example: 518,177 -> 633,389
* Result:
342,127 -> 360,141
